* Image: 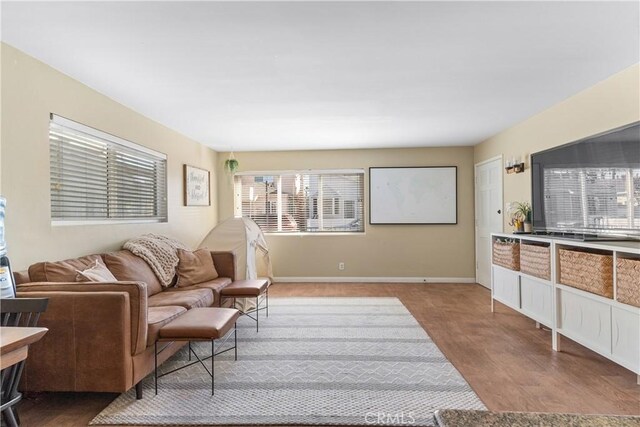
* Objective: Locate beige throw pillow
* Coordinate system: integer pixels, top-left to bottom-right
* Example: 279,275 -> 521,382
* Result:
75,259 -> 118,283
176,248 -> 218,287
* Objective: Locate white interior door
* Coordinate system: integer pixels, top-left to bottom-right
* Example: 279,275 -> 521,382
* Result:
475,157 -> 503,288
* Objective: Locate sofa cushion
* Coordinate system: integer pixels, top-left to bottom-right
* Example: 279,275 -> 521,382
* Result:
13,270 -> 30,285
175,249 -> 218,288
29,254 -> 102,282
102,250 -> 163,297
147,306 -> 187,347
148,288 -> 213,309
172,277 -> 232,306
76,259 -> 118,283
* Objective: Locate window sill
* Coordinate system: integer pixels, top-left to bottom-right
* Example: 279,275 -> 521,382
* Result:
263,231 -> 366,237
51,219 -> 167,227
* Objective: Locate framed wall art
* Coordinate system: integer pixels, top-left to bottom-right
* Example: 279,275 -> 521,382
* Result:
184,165 -> 210,206
369,166 -> 457,224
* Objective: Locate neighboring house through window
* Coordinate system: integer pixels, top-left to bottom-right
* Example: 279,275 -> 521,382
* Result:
234,170 -> 365,233
344,200 -> 356,219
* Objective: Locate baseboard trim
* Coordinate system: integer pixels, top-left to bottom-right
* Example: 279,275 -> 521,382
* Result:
274,276 -> 477,284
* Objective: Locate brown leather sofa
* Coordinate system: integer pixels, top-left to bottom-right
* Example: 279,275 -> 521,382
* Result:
13,249 -> 235,394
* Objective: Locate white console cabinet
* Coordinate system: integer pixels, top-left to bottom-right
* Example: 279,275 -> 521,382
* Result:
491,233 -> 640,383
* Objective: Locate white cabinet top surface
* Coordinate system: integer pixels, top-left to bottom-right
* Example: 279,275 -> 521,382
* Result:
491,232 -> 640,255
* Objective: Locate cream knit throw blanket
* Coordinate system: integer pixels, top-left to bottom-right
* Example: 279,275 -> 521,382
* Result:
123,234 -> 189,287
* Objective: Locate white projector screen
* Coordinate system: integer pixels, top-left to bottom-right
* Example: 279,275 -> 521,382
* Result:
369,166 -> 457,224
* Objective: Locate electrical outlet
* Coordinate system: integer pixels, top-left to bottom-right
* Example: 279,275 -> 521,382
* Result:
338,262 -> 345,271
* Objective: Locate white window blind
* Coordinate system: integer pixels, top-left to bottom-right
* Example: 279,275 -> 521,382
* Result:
49,114 -> 167,223
234,170 -> 365,233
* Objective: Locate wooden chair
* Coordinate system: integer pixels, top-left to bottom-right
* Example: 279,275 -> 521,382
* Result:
1,298 -> 49,427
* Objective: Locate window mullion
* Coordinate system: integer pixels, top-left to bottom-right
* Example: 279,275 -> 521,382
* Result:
277,175 -> 283,232
106,147 -> 113,219
626,169 -> 634,228
234,176 -> 243,218
318,175 -> 324,231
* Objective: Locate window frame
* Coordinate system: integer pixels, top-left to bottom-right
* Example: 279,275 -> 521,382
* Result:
234,169 -> 366,235
49,114 -> 168,226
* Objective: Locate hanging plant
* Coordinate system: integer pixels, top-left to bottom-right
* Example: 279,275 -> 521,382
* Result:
224,152 -> 239,174
224,159 -> 239,173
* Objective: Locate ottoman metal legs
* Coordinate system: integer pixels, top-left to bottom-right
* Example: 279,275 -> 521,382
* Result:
219,279 -> 270,332
154,324 -> 237,396
228,289 -> 268,332
150,307 -> 240,398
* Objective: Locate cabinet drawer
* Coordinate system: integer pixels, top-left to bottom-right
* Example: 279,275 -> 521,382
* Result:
611,306 -> 640,374
558,288 -> 611,356
492,266 -> 520,310
520,276 -> 552,326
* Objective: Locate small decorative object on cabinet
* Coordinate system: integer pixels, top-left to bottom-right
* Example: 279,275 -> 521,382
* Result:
509,216 -> 524,232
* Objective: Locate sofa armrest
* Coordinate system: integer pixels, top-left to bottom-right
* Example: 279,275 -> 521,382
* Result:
15,290 -> 135,392
211,251 -> 236,281
17,281 -> 148,356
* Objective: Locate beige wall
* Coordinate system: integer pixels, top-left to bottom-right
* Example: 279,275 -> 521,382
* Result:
474,64 -> 640,230
217,147 -> 475,279
1,44 -> 219,270
4,42 -> 634,277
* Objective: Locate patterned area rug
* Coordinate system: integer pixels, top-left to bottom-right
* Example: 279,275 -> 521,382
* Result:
91,297 -> 485,426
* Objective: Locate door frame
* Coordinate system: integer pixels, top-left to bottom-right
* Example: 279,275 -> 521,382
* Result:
474,155 -> 503,286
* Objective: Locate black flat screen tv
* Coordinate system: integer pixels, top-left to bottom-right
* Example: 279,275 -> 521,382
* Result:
531,122 -> 640,239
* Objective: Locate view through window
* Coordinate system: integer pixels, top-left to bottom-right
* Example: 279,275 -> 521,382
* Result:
234,170 -> 365,233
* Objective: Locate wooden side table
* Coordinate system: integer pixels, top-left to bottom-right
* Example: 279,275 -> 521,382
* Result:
1,327 -> 47,369
1,326 -> 48,426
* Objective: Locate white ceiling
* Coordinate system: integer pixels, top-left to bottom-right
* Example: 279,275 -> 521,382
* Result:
1,1 -> 638,152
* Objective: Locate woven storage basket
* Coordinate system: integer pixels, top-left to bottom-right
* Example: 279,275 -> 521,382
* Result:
520,243 -> 551,280
616,258 -> 640,308
492,240 -> 520,271
559,249 -> 613,298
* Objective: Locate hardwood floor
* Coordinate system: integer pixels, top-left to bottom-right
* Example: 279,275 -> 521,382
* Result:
17,283 -> 640,426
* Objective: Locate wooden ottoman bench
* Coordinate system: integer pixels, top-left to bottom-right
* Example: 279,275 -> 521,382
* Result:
220,279 -> 269,332
154,307 -> 240,396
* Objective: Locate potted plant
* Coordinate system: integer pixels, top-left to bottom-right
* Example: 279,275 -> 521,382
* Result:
510,201 -> 532,233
